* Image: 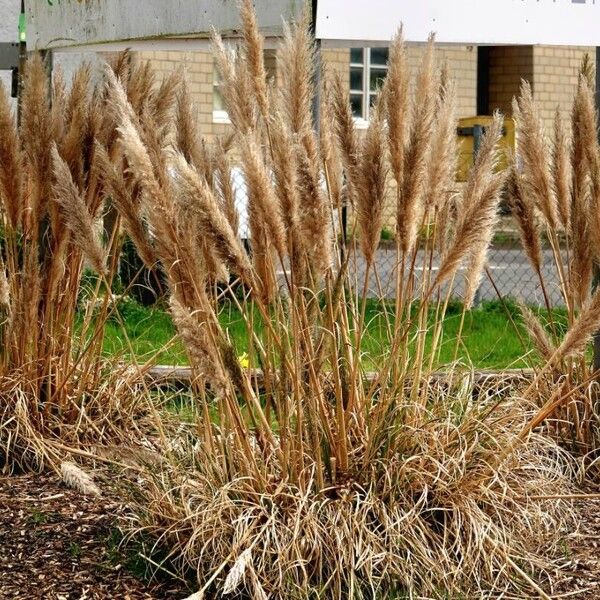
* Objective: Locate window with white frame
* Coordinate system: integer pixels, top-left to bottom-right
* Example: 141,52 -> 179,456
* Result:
349,47 -> 389,122
213,49 -> 277,123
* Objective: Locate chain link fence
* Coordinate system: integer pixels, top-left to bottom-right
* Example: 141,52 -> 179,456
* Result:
228,168 -> 562,306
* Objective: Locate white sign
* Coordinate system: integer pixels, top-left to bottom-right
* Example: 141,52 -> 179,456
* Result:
316,0 -> 600,46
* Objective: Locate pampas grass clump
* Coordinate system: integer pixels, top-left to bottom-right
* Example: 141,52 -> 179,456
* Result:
509,60 -> 600,464
0,52 -> 161,472
105,2 -> 581,597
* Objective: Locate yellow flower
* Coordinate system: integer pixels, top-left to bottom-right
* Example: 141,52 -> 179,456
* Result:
238,352 -> 249,369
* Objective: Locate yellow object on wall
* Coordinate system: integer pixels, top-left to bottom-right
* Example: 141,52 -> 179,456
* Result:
456,116 -> 515,182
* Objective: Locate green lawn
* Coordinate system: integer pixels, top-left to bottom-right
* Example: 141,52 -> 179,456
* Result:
87,298 -> 566,370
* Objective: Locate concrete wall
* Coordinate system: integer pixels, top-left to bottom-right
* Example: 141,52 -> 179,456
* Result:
0,0 -> 18,42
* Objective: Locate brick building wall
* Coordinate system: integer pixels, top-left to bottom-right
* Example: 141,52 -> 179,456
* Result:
421,44 -> 477,118
140,49 -> 229,141
136,43 -> 595,237
138,43 -> 478,141
487,46 -> 534,117
533,45 -> 595,125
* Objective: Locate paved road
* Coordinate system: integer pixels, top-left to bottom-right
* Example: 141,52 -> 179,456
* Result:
348,247 -> 566,305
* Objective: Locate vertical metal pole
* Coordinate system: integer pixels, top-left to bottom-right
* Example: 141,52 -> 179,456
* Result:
16,0 -> 26,125
593,47 -> 600,373
310,0 -> 346,261
472,124 -> 483,307
309,1 -> 346,261
310,0 -> 321,133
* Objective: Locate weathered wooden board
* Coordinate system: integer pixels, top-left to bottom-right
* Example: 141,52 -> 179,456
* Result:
27,0 -> 303,50
145,365 -> 535,391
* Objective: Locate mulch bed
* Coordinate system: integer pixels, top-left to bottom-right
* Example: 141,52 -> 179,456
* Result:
0,471 -> 188,600
552,485 -> 600,600
0,469 -> 598,599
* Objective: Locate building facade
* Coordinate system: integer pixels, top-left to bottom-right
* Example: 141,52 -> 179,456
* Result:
138,43 -> 595,143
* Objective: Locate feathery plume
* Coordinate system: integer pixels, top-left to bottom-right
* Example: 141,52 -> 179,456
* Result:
0,83 -> 22,230
240,135 -> 287,259
149,67 -> 181,128
51,66 -> 67,142
435,113 -> 504,291
357,105 -> 387,265
519,301 -> 555,362
169,296 -> 227,395
552,109 -> 572,230
94,143 -> 157,269
277,12 -> 316,139
553,285 -> 600,361
61,63 -> 92,188
295,141 -> 333,274
20,54 -> 52,196
223,549 -> 253,595
60,462 -> 101,497
319,81 -> 343,215
383,29 -> 410,196
175,80 -> 206,172
424,77 -> 458,215
170,152 -> 254,285
569,76 -> 594,307
240,0 -> 270,120
507,163 -> 542,274
397,34 -> 436,255
0,258 -> 9,308
513,82 -> 559,230
331,74 -> 360,208
214,149 -> 240,237
212,33 -> 255,134
51,145 -> 107,275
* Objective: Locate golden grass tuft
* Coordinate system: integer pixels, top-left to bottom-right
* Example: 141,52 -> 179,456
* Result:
1,7 -> 596,599
105,9 -> 585,598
